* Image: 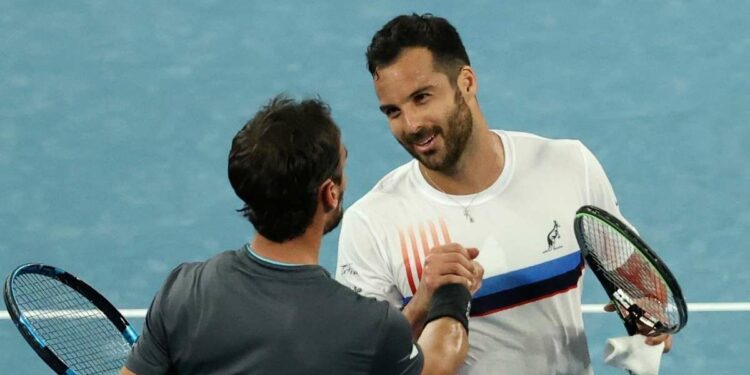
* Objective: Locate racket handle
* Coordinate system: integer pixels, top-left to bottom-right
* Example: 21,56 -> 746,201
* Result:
623,320 -> 638,336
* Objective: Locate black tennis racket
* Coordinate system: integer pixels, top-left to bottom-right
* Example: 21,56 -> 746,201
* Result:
574,205 -> 688,336
3,263 -> 138,375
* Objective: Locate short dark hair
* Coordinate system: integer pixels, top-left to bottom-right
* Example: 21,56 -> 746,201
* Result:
228,95 -> 342,243
366,13 -> 470,81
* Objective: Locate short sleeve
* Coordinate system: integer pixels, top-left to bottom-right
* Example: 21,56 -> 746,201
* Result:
124,265 -> 186,374
336,208 -> 403,306
370,305 -> 424,375
579,142 -> 637,230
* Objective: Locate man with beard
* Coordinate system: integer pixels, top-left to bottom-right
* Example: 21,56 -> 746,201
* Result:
121,95 -> 474,375
336,14 -> 672,374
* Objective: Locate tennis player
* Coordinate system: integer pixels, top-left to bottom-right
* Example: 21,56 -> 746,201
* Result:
121,95 -> 475,374
335,14 -> 672,374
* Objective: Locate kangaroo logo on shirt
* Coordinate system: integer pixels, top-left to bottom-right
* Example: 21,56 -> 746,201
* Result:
544,220 -> 563,253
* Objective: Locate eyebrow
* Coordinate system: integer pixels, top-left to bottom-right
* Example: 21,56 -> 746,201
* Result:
378,84 -> 436,113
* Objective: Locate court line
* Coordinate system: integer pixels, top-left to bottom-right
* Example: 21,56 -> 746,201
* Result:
0,309 -> 149,320
581,302 -> 750,313
1,304 -> 749,320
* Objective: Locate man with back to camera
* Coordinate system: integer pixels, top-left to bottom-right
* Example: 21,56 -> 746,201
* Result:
120,95 -> 481,374
335,14 -> 672,374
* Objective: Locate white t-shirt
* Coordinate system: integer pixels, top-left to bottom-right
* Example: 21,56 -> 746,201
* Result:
336,130 -> 624,374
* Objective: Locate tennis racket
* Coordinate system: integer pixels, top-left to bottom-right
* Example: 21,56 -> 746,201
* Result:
3,263 -> 138,375
574,205 -> 688,336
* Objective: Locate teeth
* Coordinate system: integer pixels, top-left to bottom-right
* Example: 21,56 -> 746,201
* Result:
416,135 -> 435,146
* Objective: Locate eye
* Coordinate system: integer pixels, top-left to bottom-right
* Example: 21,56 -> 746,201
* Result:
383,107 -> 401,119
414,93 -> 430,104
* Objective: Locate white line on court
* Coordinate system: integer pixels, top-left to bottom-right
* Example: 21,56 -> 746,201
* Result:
580,303 -> 750,313
0,309 -> 149,320
0,304 -> 749,320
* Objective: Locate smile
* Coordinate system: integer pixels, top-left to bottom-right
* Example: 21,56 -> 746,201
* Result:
411,133 -> 439,155
415,134 -> 436,147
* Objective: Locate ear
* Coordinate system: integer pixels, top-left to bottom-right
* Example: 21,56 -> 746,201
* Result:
319,179 -> 338,212
456,66 -> 478,97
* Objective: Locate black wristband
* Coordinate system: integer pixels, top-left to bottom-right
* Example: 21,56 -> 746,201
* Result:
424,283 -> 471,333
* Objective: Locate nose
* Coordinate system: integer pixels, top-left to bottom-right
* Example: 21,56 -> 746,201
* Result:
402,109 -> 423,133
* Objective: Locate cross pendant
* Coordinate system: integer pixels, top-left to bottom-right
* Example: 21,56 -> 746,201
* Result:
463,208 -> 474,223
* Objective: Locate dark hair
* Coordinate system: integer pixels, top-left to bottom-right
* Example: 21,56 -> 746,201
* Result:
228,95 -> 342,243
366,13 -> 470,81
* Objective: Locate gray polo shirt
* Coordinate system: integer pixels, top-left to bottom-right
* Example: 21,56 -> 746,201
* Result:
125,247 -> 423,374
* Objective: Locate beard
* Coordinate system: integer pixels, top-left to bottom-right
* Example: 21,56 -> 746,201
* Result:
323,192 -> 345,234
400,90 -> 473,174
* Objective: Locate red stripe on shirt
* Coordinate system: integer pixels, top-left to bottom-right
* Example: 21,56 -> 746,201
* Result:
428,220 -> 441,247
407,226 -> 423,281
439,217 -> 452,243
399,229 -> 417,294
418,222 -> 431,256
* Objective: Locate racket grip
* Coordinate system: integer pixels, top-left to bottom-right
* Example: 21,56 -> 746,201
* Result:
624,320 -> 638,336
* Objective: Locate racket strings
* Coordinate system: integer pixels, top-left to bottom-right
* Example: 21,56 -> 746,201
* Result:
12,273 -> 132,374
582,218 -> 679,328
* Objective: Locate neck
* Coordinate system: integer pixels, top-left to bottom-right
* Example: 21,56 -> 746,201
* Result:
250,229 -> 322,266
422,123 -> 504,195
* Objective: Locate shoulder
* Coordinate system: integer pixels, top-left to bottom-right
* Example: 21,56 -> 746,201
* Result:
501,130 -> 591,168
358,161 -> 415,201
167,250 -> 234,278
504,130 -> 587,154
161,261 -> 201,289
156,250 -> 238,301
345,160 -> 417,220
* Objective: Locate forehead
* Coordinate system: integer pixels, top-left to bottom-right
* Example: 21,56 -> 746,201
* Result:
373,48 -> 449,101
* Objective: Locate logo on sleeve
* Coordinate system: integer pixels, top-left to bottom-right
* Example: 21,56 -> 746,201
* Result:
543,220 -> 563,253
340,263 -> 358,276
339,263 -> 363,293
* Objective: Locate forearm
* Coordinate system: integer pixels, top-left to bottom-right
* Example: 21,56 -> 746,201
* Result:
417,317 -> 469,375
402,292 -> 430,338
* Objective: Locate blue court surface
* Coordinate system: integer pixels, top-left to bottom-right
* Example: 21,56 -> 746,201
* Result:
1,1 -> 748,373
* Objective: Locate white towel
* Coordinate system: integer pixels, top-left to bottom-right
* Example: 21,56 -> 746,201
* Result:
603,335 -> 664,375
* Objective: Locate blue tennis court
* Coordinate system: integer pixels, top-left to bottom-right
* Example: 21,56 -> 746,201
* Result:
1,1 -> 748,373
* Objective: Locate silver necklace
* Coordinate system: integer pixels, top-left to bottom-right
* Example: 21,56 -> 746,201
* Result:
423,172 -> 482,223
423,134 -> 504,223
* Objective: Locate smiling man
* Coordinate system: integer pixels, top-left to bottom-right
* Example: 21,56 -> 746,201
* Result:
336,13 -> 671,374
